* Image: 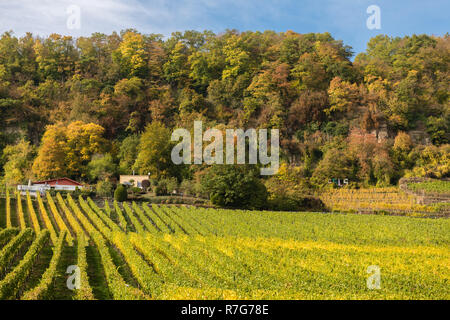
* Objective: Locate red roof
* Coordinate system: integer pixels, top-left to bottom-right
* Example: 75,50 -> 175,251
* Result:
32,177 -> 83,186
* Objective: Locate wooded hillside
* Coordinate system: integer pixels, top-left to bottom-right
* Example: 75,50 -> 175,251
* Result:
0,30 -> 448,200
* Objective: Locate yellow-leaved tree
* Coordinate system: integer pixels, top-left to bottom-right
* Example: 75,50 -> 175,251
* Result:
2,139 -> 36,185
113,31 -> 149,78
326,76 -> 361,116
32,121 -> 108,180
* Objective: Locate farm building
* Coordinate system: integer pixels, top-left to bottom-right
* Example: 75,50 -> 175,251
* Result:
17,177 -> 84,195
119,175 -> 150,189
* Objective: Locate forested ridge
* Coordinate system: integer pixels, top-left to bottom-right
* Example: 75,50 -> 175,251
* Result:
0,29 -> 448,204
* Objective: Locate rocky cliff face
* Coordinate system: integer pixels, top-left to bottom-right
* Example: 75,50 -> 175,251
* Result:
369,123 -> 389,143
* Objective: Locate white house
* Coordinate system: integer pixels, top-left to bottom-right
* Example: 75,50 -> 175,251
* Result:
17,177 -> 84,196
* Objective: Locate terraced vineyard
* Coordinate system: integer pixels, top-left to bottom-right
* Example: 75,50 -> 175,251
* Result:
0,191 -> 449,300
406,180 -> 450,196
320,187 -> 450,217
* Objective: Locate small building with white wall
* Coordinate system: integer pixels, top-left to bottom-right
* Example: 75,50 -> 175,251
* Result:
17,177 -> 84,196
119,175 -> 150,189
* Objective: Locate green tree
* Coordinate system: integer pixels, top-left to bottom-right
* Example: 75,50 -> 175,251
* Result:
88,153 -> 117,182
96,179 -> 114,197
163,41 -> 190,85
164,177 -> 178,195
118,135 -> 140,174
312,148 -> 358,186
426,116 -> 449,145
134,122 -> 180,179
179,179 -> 196,196
33,34 -> 78,81
201,165 -> 267,209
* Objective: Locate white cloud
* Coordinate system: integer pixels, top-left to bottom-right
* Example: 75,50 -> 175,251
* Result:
0,0 -> 294,37
0,0 -> 156,36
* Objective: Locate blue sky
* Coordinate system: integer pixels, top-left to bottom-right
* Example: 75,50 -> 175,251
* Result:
0,0 -> 448,56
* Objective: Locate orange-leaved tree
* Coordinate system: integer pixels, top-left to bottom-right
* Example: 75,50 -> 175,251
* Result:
32,121 -> 108,180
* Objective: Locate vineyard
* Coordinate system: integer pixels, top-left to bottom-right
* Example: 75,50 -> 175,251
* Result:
0,191 -> 449,300
319,187 -> 450,217
407,180 -> 450,195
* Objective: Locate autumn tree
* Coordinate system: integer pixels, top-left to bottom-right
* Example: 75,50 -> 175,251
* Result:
407,144 -> 450,178
113,31 -> 149,79
34,34 -> 78,82
163,41 -> 190,86
32,123 -> 68,179
326,77 -> 361,117
32,121 -> 108,179
2,139 -> 36,185
348,129 -> 394,185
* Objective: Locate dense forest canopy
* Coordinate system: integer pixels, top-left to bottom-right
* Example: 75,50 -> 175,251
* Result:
0,29 -> 448,202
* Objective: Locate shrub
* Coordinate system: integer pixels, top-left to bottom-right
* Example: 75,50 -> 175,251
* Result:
130,187 -> 142,195
114,184 -> 127,202
154,182 -> 167,196
180,180 -> 195,196
73,187 -> 82,198
267,196 -> 299,211
80,189 -> 95,197
164,177 -> 178,195
96,180 -> 113,197
201,165 -> 267,209
267,195 -> 326,212
141,180 -> 150,191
